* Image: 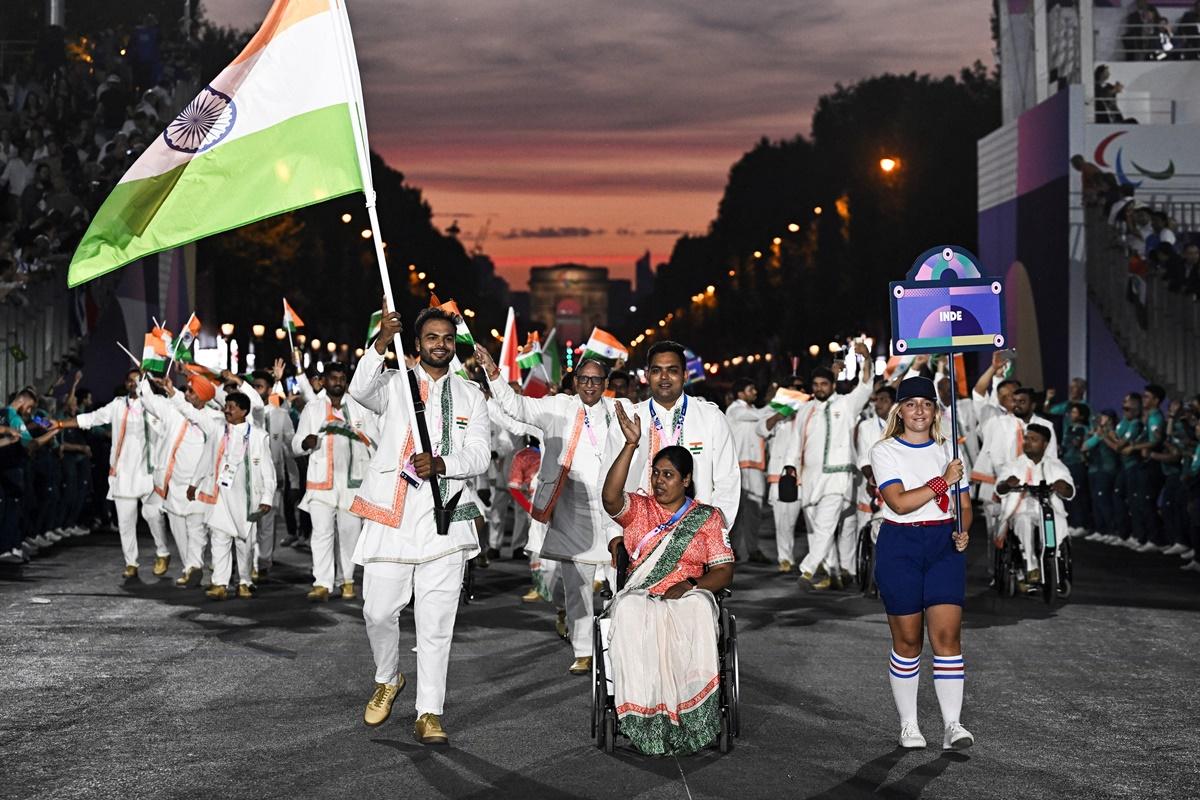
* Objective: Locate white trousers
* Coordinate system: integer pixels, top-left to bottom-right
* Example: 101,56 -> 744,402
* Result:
211,527 -> 253,586
799,494 -> 847,576
113,495 -> 171,567
363,553 -> 465,716
1010,511 -> 1042,573
772,500 -> 802,564
832,511 -> 859,576
560,561 -> 598,657
512,507 -> 531,553
487,488 -> 511,549
254,487 -> 285,571
166,510 -> 207,572
309,502 -> 362,589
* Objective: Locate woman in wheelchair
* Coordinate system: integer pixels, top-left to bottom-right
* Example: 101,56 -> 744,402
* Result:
600,402 -> 734,756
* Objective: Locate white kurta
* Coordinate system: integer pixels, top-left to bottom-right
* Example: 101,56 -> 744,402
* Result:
488,376 -> 612,564
603,393 -> 741,532
76,394 -> 157,499
193,421 -> 276,540
347,348 -> 491,565
138,385 -> 212,517
725,399 -> 774,498
293,394 -> 378,512
787,379 -> 873,507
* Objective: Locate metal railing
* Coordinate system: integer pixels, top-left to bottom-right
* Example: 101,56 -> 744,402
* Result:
1112,22 -> 1200,61
1085,206 -> 1200,397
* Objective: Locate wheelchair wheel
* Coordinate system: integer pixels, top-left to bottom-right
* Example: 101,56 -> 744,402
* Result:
1041,550 -> 1058,607
992,544 -> 1006,596
727,614 -> 740,738
602,708 -> 616,754
591,619 -> 603,741
855,526 -> 872,592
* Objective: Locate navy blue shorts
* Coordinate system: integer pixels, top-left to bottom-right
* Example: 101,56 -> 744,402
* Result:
874,520 -> 965,616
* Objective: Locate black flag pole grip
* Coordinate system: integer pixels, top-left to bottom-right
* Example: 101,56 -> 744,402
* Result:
407,368 -> 460,535
947,352 -> 964,537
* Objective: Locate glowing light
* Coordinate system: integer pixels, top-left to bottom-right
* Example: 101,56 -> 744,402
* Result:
427,282 -> 436,290
813,206 -> 823,215
408,264 -> 416,272
341,213 -> 352,223
355,347 -> 365,357
417,272 -> 426,280
311,338 -> 321,350
828,341 -> 841,353
629,305 -> 638,313
879,157 -> 900,173
787,223 -> 800,233
808,344 -> 820,357
463,308 -> 476,318
220,322 -> 234,337
274,328 -> 286,340
728,269 -> 736,277
706,285 -> 715,295
327,341 -> 337,353
772,237 -> 782,245
753,250 -> 763,259
360,228 -> 372,239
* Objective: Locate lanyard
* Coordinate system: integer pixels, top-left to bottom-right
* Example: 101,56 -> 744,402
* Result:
223,422 -> 252,468
582,401 -> 610,456
632,496 -> 693,561
649,395 -> 687,448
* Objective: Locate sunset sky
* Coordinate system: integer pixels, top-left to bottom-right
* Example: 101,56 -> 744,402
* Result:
206,1 -> 993,288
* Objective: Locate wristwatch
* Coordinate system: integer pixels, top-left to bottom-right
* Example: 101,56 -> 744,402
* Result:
686,577 -> 698,588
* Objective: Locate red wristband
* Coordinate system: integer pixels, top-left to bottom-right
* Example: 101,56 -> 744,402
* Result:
926,476 -> 949,496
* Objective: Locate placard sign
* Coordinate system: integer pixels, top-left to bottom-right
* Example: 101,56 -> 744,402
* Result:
889,246 -> 1006,355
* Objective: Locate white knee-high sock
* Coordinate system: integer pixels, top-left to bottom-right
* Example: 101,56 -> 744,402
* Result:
933,654 -> 965,726
889,649 -> 920,725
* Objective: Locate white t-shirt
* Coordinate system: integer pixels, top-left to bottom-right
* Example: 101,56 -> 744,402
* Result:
868,436 -> 969,524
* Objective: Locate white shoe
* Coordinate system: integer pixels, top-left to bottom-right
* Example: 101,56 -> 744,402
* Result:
943,722 -> 974,750
43,531 -> 63,544
1182,561 -> 1200,573
1068,527 -> 1086,538
1135,541 -> 1159,553
1085,532 -> 1105,542
1163,543 -> 1188,556
0,549 -> 23,564
1181,549 -> 1195,561
32,535 -> 52,548
899,721 -> 926,749
1102,535 -> 1122,545
1122,538 -> 1141,550
20,541 -> 37,556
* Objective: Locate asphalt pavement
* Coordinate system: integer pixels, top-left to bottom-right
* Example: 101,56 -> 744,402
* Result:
2,521 -> 1199,800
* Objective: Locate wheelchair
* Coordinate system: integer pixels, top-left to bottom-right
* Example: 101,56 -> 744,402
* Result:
991,482 -> 1074,606
591,544 -> 741,753
855,516 -> 882,598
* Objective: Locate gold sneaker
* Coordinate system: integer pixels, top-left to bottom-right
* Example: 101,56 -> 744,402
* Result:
520,587 -> 541,603
568,656 -> 592,675
152,555 -> 170,577
175,568 -> 197,587
778,559 -> 794,573
236,584 -> 253,599
363,677 -> 406,727
205,585 -> 229,601
1027,568 -> 1041,584
341,582 -> 356,600
122,565 -> 138,579
592,579 -> 604,593
414,712 -> 449,745
251,568 -> 260,582
307,586 -> 330,602
555,609 -> 569,641
801,570 -> 831,591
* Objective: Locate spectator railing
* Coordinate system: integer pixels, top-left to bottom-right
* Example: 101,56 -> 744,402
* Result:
1085,206 -> 1200,397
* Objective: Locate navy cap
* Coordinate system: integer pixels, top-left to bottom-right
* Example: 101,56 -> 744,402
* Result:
896,376 -> 937,403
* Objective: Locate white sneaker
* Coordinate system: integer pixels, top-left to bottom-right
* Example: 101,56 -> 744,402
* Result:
1122,538 -> 1141,550
1135,541 -> 1159,553
899,721 -> 926,749
20,541 -> 37,556
43,531 -> 63,544
1181,549 -> 1196,561
71,526 -> 90,536
1085,532 -> 1105,542
1068,527 -> 1086,538
32,534 -> 52,548
943,722 -> 974,750
0,549 -> 23,564
1103,535 -> 1122,545
1163,543 -> 1188,556
1182,561 -> 1200,573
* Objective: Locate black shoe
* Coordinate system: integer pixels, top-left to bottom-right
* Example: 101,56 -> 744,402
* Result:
509,550 -> 525,560
473,553 -> 490,568
486,548 -> 500,560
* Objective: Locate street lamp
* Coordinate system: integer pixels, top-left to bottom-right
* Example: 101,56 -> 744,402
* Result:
220,322 -> 234,337
808,344 -> 820,357
311,338 -> 321,350
274,327 -> 286,340
879,157 -> 900,173
220,323 -> 235,370
327,341 -> 337,354
252,324 -> 266,338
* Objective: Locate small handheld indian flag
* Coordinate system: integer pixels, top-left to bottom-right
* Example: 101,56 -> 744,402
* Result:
582,327 -> 628,363
498,307 -> 518,382
517,331 -> 543,369
282,298 -> 305,333
769,387 -> 810,417
429,294 -> 476,347
172,313 -> 200,362
365,309 -> 382,345
142,332 -> 170,373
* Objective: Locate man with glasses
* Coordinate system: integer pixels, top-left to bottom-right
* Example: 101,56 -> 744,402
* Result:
475,346 -> 616,675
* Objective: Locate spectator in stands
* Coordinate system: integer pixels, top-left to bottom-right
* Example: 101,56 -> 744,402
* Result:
1179,1 -> 1200,60
1149,240 -> 1185,283
1071,154 -> 1117,206
1145,211 -> 1177,254
1168,242 -> 1199,296
1112,392 -> 1145,547
1061,403 -> 1092,537
1094,65 -> 1131,123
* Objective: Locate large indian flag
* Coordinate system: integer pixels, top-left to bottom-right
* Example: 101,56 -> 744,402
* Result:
68,0 -> 364,287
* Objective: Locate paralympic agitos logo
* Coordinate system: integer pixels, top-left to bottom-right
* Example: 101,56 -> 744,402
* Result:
1094,131 -> 1175,187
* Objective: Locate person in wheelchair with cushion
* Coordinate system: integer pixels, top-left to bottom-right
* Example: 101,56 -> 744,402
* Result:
600,402 -> 734,756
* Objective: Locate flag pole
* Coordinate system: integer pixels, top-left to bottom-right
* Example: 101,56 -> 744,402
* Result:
117,341 -> 140,368
329,0 -> 423,458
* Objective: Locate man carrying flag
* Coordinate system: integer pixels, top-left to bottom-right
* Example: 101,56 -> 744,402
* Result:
765,382 -> 807,572
476,344 -> 616,675
348,303 -> 490,744
59,367 -> 174,578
